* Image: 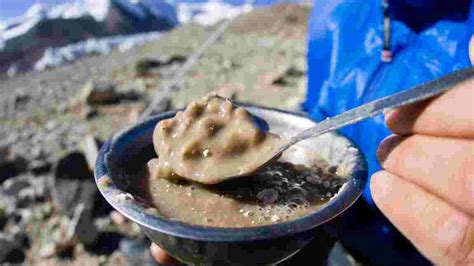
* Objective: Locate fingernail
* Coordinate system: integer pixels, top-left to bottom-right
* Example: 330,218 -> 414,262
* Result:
377,135 -> 403,165
383,109 -> 397,128
370,171 -> 394,202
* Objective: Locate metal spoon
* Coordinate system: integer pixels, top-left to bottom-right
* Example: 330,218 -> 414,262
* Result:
243,67 -> 474,177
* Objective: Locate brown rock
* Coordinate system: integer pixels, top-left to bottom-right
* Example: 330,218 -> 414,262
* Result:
81,80 -> 118,105
51,151 -> 97,217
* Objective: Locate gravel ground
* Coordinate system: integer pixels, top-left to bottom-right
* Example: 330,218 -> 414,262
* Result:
0,4 -> 322,265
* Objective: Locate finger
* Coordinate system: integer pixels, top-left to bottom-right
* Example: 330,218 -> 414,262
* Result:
370,171 -> 474,265
150,243 -> 178,265
385,78 -> 474,138
377,134 -> 474,215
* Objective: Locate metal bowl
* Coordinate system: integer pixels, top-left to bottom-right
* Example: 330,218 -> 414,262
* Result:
94,105 -> 367,265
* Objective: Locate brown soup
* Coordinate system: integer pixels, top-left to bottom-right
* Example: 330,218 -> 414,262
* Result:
145,147 -> 345,227
145,93 -> 346,227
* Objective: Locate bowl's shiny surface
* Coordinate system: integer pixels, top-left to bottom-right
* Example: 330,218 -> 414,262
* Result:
94,105 -> 367,265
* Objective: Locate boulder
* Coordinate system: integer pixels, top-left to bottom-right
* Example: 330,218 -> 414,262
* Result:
0,149 -> 28,184
51,151 -> 97,217
0,194 -> 17,217
30,145 -> 46,160
29,160 -> 52,175
17,187 -> 38,208
271,66 -> 304,86
0,145 -> 10,164
166,55 -> 187,65
118,88 -> 143,101
135,57 -> 167,76
81,80 -> 118,105
0,233 -> 25,264
1,174 -> 45,208
13,91 -> 30,105
0,205 -> 5,230
2,177 -> 30,196
135,55 -> 187,76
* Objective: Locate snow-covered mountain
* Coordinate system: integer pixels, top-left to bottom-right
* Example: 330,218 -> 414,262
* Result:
0,0 -> 179,41
0,0 -> 179,73
0,0 -> 269,74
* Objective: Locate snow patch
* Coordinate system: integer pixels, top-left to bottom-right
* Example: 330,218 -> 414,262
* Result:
85,0 -> 111,21
34,32 -> 163,71
2,17 -> 42,41
48,2 -> 88,19
25,4 -> 48,19
178,0 -> 253,26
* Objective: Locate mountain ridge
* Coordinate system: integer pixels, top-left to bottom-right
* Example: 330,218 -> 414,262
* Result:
0,0 -> 179,73
0,0 -> 293,74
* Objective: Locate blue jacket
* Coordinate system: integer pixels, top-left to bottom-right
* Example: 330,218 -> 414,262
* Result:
305,0 -> 472,205
304,0 -> 472,263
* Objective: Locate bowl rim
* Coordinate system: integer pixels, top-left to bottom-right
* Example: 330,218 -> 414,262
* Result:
94,105 -> 368,242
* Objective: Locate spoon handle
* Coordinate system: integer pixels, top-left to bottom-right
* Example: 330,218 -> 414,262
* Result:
289,67 -> 474,146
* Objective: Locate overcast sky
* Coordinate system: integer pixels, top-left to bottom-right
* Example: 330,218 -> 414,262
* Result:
0,0 -> 73,20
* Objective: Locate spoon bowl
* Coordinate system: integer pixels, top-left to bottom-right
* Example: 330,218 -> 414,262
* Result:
94,105 -> 367,264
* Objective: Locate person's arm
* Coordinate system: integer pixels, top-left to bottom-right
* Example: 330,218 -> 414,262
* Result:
371,78 -> 474,265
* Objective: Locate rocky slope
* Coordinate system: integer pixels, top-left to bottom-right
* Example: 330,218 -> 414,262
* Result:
0,4 -> 339,265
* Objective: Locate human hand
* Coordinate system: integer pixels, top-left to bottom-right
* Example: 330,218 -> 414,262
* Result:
371,78 -> 473,265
